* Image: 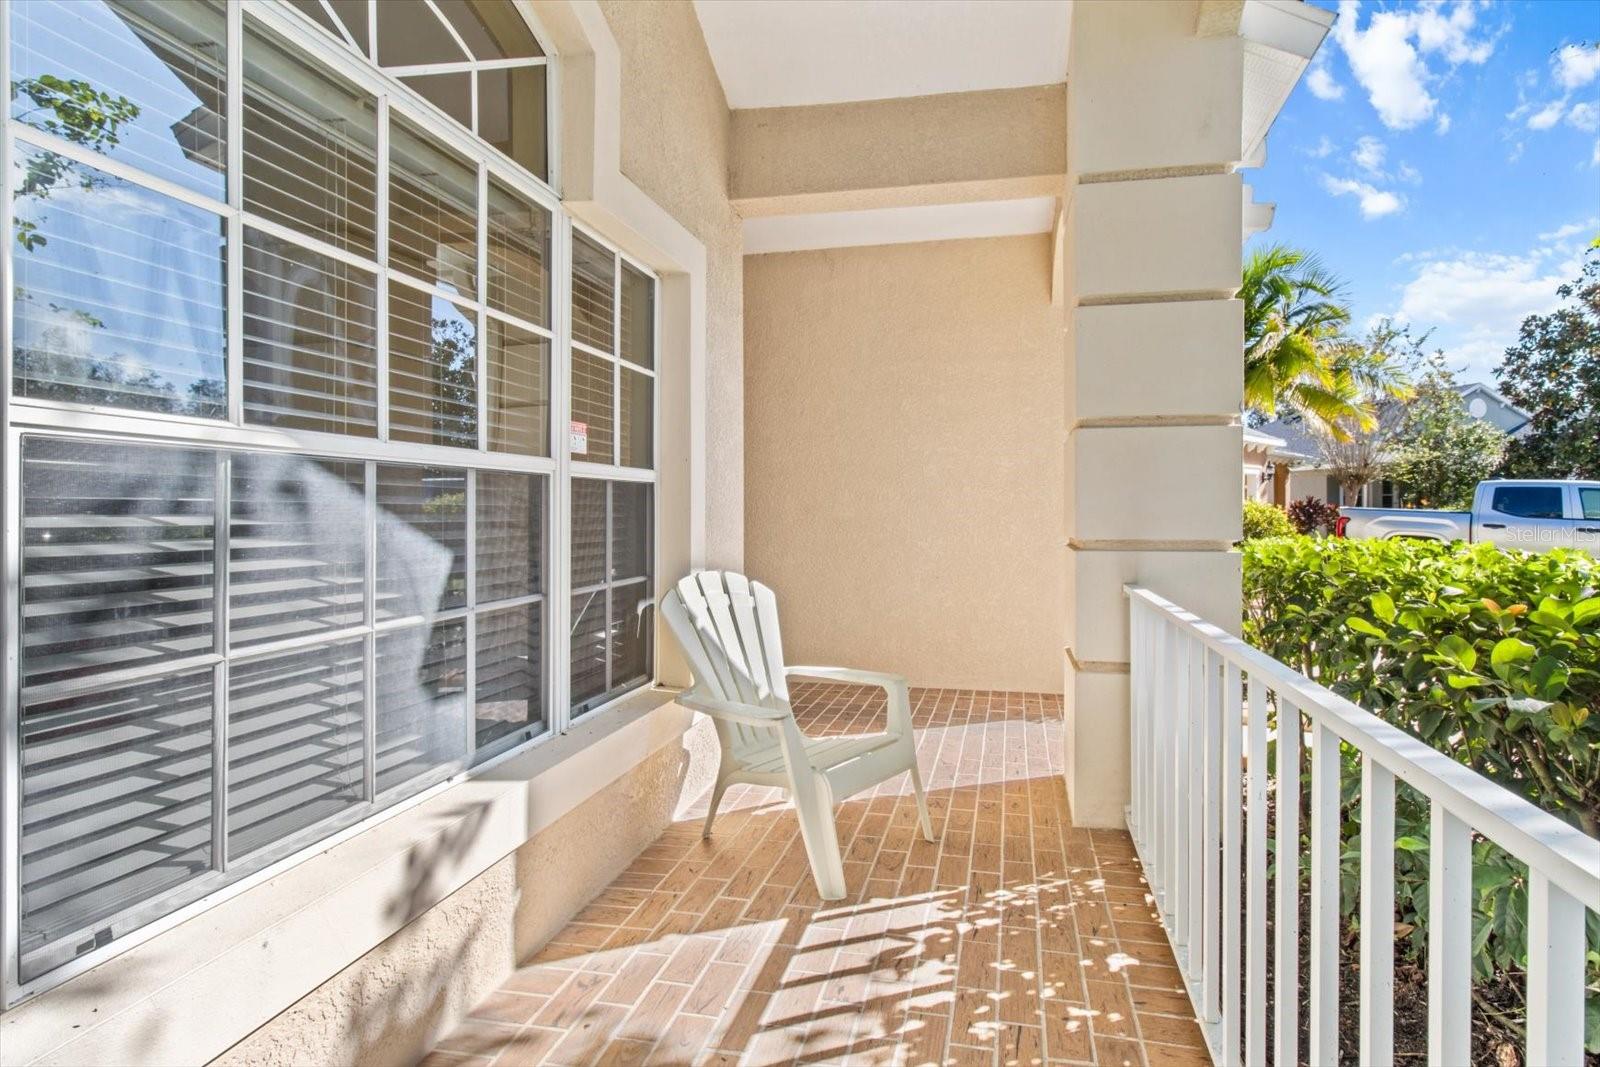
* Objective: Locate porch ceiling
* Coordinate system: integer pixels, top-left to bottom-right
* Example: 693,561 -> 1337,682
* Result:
691,0 -> 1072,109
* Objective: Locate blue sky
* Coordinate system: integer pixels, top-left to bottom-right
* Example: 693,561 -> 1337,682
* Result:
1248,0 -> 1600,385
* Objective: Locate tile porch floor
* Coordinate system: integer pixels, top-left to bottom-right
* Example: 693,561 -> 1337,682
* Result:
424,684 -> 1209,1067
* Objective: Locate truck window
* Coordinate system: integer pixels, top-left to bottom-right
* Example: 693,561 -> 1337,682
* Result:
1581,488 -> 1600,520
1490,486 -> 1564,519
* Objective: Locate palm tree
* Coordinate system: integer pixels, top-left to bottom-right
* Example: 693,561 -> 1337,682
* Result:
1241,245 -> 1409,438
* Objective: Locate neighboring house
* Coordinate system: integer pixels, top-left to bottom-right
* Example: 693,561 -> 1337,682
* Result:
21,6 -> 1583,1067
1253,379 -> 1525,506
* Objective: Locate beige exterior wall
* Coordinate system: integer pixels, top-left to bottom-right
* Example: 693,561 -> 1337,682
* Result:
598,0 -> 745,573
744,235 -> 1065,692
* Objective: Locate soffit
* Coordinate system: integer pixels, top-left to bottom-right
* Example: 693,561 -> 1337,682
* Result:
691,0 -> 1071,110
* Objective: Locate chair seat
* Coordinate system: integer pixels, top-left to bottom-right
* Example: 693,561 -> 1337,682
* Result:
732,731 -> 900,776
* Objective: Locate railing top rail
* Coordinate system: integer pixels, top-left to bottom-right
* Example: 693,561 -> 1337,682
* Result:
1124,584 -> 1600,912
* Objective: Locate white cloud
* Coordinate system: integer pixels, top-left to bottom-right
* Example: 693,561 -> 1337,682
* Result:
1567,101 -> 1600,133
1331,0 -> 1499,130
1307,59 -> 1345,101
1397,162 -> 1422,184
1304,135 -> 1337,158
1528,100 -> 1567,130
1536,218 -> 1598,242
1435,112 -> 1452,134
1390,249 -> 1576,378
1554,44 -> 1600,90
1593,140 -> 1600,167
1321,174 -> 1404,218
1352,135 -> 1387,175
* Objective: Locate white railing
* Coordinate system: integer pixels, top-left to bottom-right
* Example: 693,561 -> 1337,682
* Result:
1124,585 -> 1599,1067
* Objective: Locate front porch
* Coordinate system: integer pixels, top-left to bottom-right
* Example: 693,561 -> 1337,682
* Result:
426,685 -> 1207,1067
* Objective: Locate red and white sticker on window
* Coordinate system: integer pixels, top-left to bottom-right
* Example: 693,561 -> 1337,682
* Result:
568,420 -> 588,455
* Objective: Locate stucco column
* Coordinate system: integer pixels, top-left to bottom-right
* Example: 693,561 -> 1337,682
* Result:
1061,0 -> 1247,828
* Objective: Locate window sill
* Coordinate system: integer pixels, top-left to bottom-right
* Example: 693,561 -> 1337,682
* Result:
0,686 -> 691,1067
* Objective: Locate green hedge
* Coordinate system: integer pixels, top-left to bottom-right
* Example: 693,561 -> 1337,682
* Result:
1241,535 -> 1598,1046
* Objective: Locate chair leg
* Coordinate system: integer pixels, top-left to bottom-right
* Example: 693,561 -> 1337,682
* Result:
793,776 -> 848,900
908,761 -> 935,842
702,776 -> 730,840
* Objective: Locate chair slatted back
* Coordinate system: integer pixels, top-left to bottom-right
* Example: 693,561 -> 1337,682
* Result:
662,571 -> 793,751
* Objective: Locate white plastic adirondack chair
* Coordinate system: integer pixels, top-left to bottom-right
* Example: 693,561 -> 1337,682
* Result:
661,571 -> 935,900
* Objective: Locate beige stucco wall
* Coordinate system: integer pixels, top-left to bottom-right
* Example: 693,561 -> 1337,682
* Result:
744,235 -> 1065,692
597,0 -> 744,573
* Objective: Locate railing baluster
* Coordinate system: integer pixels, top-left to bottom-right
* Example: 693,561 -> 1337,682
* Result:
1427,805 -> 1471,1067
1202,647 -> 1222,1023
1175,634 -> 1192,957
1526,871 -> 1586,1067
1154,619 -> 1170,909
1221,661 -> 1243,1063
1186,635 -> 1204,986
1308,721 -> 1340,1066
1246,675 -> 1269,1067
1275,699 -> 1302,1067
1360,758 -> 1396,1067
1130,602 -> 1143,846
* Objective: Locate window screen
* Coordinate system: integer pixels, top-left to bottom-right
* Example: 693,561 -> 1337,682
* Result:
570,480 -> 654,716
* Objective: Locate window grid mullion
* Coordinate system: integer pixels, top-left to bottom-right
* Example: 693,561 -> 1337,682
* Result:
376,94 -> 391,441
464,469 -> 478,758
212,452 -> 232,873
362,462 -> 378,801
477,162 -> 490,453
604,483 -> 614,697
226,3 -> 244,425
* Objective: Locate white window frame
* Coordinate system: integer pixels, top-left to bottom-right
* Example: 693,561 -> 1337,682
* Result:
0,0 -> 652,1006
558,218 -> 660,722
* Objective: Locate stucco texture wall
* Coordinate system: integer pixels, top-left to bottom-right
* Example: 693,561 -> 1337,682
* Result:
598,0 -> 745,573
744,235 -> 1066,692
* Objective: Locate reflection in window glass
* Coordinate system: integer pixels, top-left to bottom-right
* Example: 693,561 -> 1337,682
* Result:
18,667 -> 214,983
570,232 -> 615,353
242,226 -> 379,436
389,116 -> 478,297
488,318 -> 549,455
620,368 -> 653,470
244,23 -> 378,257
479,65 -> 546,180
571,348 -> 614,463
476,603 -> 543,748
227,639 -> 365,859
487,180 -> 550,325
10,0 -> 227,200
477,471 -> 543,603
21,437 -> 215,688
376,464 -> 467,617
570,590 -> 606,710
620,263 -> 654,370
12,147 -> 226,417
1581,488 -> 1600,521
375,620 -> 467,795
229,454 -> 367,646
610,581 -> 652,694
389,284 -> 478,448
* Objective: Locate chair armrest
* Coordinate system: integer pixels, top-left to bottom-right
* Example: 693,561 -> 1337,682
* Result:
678,690 -> 788,731
784,666 -> 913,737
785,666 -> 908,689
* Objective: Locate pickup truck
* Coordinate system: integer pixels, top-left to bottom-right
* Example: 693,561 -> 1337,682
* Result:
1337,479 -> 1600,552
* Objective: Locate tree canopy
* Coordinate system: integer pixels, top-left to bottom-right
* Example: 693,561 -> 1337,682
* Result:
1494,251 -> 1599,480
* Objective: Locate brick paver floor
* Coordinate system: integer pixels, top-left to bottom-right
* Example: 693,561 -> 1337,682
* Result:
424,684 -> 1208,1067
